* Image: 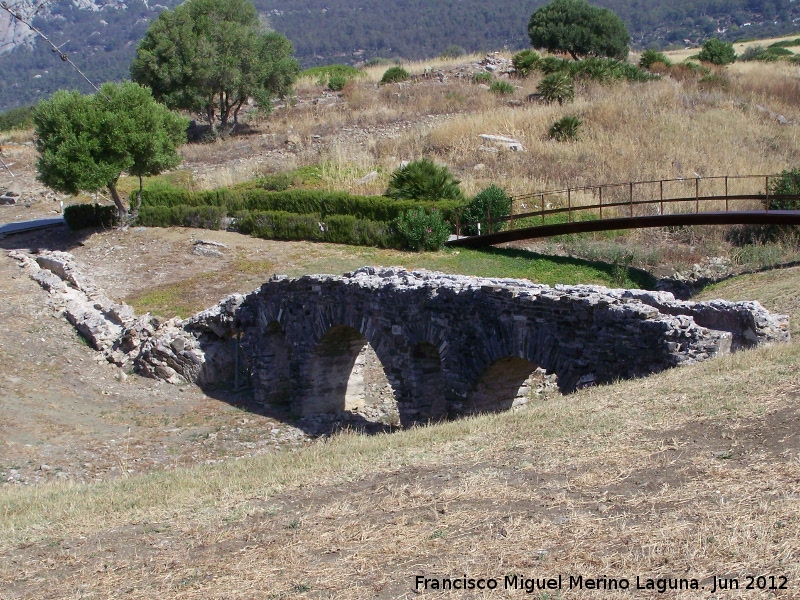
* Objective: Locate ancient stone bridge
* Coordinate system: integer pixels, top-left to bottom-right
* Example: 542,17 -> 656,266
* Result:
231,267 -> 789,426
11,252 -> 791,428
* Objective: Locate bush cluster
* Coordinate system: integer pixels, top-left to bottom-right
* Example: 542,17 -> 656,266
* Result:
489,81 -> 515,95
0,105 -> 36,131
63,203 -> 120,230
512,49 -> 540,77
548,115 -> 582,141
380,66 -> 410,84
457,185 -> 512,236
392,208 -> 451,251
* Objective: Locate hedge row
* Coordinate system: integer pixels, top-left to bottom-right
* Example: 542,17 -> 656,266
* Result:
63,203 -> 119,230
140,187 -> 463,223
137,205 -> 396,247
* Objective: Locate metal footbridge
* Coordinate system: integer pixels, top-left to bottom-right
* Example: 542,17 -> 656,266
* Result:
447,174 -> 800,248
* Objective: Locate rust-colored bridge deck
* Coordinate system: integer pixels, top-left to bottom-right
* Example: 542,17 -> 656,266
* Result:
447,174 -> 800,248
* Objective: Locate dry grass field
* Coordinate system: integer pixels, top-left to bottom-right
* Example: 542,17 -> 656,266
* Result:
1,45 -> 800,599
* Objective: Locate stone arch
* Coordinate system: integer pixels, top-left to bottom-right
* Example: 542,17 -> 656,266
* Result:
462,357 -> 556,415
303,324 -> 400,425
410,342 -> 448,421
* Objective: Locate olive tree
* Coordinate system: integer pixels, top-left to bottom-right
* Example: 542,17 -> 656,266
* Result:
34,82 -> 187,219
528,0 -> 630,61
131,0 -> 299,135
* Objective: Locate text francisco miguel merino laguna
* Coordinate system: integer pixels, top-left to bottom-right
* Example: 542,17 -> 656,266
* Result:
413,573 -> 787,594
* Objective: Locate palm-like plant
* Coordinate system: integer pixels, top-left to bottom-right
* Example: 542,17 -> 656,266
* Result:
385,158 -> 465,202
538,72 -> 575,105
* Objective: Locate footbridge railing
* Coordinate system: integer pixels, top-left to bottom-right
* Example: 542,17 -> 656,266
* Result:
449,174 -> 800,247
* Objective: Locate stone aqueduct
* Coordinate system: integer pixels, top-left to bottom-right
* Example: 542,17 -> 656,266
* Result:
12,252 -> 791,427
231,267 -> 789,425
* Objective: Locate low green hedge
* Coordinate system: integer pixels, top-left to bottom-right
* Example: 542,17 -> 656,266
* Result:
140,187 -> 463,223
236,210 -> 395,247
138,205 -> 396,247
63,203 -> 119,230
137,205 -> 226,229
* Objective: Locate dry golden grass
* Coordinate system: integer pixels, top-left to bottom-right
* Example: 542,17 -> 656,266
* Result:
181,56 -> 800,207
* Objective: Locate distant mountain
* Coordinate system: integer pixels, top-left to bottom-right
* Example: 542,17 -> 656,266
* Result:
0,0 -> 180,111
0,0 -> 799,111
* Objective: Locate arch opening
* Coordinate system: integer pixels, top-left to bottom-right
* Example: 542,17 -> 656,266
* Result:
255,321 -> 291,405
410,342 -> 447,421
305,325 -> 400,426
463,357 -> 558,415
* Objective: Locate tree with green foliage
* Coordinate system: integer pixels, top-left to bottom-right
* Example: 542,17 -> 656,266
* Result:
698,38 -> 737,65
34,82 -> 188,220
131,0 -> 299,135
528,0 -> 630,61
386,159 -> 465,202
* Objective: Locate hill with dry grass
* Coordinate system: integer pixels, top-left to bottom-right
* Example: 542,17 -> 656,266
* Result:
1,47 -> 799,598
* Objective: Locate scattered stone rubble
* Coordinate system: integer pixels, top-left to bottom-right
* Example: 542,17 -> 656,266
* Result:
9,249 -> 243,386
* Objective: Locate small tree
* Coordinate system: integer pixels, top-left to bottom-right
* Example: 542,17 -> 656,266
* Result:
386,159 -> 465,202
528,0 -> 630,61
131,0 -> 299,135
698,38 -> 736,65
34,82 -> 188,219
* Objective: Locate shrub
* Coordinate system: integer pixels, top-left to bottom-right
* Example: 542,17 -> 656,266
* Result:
386,158 -> 465,202
439,45 -> 466,59
302,64 -> 363,83
63,203 -> 119,230
472,71 -> 493,84
568,58 -> 655,83
136,205 -> 226,229
512,49 -> 540,77
393,207 -> 451,251
548,115 -> 582,141
698,73 -> 728,90
768,169 -> 800,210
380,66 -> 410,84
698,38 -> 736,65
0,105 -> 36,131
489,80 -> 515,95
738,46 -> 764,61
256,173 -> 292,191
458,185 -> 512,235
639,49 -> 671,70
539,56 -> 570,74
327,74 -> 348,91
537,72 -> 575,105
